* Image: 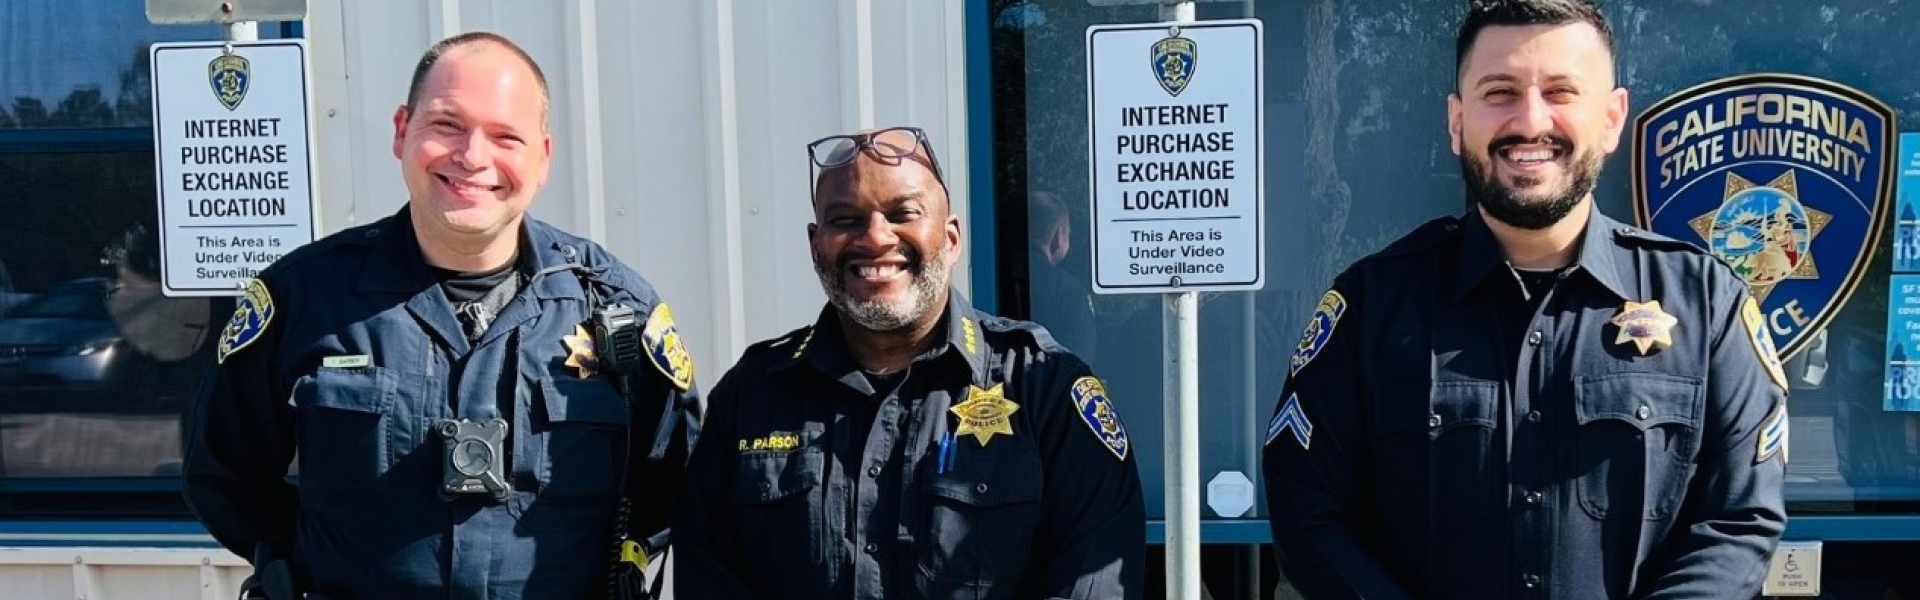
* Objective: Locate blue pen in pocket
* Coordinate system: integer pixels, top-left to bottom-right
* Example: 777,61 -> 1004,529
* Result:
937,432 -> 955,474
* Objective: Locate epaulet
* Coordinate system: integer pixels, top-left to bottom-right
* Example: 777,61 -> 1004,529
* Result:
259,220 -> 382,276
747,325 -> 816,360
1362,215 -> 1462,262
976,314 -> 1069,355
1609,222 -> 1712,255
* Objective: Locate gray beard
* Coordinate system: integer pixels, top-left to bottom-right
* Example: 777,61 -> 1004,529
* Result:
814,244 -> 953,332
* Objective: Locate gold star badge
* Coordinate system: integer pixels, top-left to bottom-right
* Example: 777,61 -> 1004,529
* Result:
562,324 -> 599,378
1611,300 -> 1678,356
951,383 -> 1019,446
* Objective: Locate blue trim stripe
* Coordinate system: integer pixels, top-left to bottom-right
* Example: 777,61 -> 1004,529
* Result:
964,0 -> 997,314
1141,515 -> 1920,545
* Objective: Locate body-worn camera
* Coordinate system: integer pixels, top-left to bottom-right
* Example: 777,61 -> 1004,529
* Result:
436,418 -> 510,501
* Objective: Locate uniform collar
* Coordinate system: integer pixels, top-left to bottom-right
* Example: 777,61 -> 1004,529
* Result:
1451,204 -> 1633,303
787,290 -> 993,385
356,205 -> 580,302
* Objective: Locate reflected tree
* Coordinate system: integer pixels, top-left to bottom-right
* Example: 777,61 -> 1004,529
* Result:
10,97 -> 49,129
52,88 -> 116,128
115,45 -> 153,128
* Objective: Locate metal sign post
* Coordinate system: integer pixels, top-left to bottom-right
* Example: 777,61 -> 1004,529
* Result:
1087,2 -> 1264,597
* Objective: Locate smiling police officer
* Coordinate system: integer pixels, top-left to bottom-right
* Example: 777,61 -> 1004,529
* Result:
182,32 -> 699,600
1261,2 -> 1787,599
672,126 -> 1145,600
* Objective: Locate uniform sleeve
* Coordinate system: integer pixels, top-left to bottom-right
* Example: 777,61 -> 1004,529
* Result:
181,278 -> 299,563
1636,276 -> 1787,599
1025,360 -> 1146,600
670,367 -> 752,597
1261,281 -> 1417,600
624,326 -> 701,545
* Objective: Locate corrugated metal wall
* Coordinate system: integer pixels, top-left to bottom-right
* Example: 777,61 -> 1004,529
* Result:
0,1 -> 969,597
309,0 -> 973,379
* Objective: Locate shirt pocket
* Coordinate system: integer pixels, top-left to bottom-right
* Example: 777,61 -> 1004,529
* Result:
536,375 -> 630,497
1573,373 -> 1703,521
918,444 -> 1043,590
291,366 -> 395,494
731,441 -> 825,570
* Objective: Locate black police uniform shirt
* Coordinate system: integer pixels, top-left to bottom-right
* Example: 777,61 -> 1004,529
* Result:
673,292 -> 1146,600
1262,207 -> 1788,600
182,207 -> 700,600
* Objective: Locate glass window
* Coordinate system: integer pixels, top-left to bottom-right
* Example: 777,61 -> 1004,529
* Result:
991,0 -> 1920,523
0,4 -> 222,130
0,3 -> 251,517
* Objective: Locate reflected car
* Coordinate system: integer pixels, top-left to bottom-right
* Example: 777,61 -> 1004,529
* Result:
0,277 -> 130,401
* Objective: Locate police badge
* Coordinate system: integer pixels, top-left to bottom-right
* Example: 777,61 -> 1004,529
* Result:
208,52 -> 251,111
1633,74 -> 1895,360
1150,34 -> 1197,97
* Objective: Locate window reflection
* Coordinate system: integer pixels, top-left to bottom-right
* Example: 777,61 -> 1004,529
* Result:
0,152 -> 224,489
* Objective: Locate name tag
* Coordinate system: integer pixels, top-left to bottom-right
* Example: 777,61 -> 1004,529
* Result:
323,355 -> 371,369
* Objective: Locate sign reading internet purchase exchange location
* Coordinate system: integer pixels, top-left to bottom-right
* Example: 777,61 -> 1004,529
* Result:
1086,19 -> 1264,294
151,40 -> 317,297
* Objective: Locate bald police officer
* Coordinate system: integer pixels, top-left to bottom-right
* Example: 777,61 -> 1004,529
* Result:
183,32 -> 699,600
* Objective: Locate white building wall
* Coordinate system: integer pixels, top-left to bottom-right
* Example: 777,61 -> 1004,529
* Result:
309,0 -> 975,378
0,0 -> 971,597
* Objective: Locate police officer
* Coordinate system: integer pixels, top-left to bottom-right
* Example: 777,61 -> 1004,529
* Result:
672,126 -> 1145,599
183,32 -> 699,600
1261,2 -> 1787,599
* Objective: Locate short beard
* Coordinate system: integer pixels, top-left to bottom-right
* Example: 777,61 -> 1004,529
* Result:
814,243 -> 953,333
1461,137 -> 1601,230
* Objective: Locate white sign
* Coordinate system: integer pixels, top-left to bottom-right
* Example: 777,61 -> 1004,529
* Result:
150,40 -> 318,297
1762,541 -> 1822,597
1205,470 -> 1255,518
1086,19 -> 1265,294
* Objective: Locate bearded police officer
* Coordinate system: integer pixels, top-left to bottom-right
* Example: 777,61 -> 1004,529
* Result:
183,32 -> 700,600
673,126 -> 1146,599
1261,2 -> 1787,599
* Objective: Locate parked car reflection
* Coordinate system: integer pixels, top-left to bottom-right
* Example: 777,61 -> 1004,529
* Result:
0,277 -> 131,406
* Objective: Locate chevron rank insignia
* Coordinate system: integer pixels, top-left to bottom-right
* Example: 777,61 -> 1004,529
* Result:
1265,393 -> 1313,450
1757,402 -> 1789,464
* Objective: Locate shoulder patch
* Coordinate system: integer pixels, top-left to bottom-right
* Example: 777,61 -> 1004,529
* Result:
1070,376 -> 1129,461
1756,401 -> 1788,464
217,278 -> 275,364
643,303 -> 695,391
1290,290 -> 1347,376
1742,297 -> 1789,391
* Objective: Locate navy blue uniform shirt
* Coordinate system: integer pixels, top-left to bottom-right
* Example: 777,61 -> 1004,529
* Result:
1262,207 -> 1787,600
673,292 -> 1145,600
183,208 -> 700,600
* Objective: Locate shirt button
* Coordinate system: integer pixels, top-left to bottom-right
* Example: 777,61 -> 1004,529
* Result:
867,466 -> 881,477
1428,414 -> 1442,428
1526,330 -> 1543,346
1636,405 -> 1652,420
863,543 -> 878,554
1526,410 -> 1542,423
1523,573 -> 1542,589
975,483 -> 990,494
